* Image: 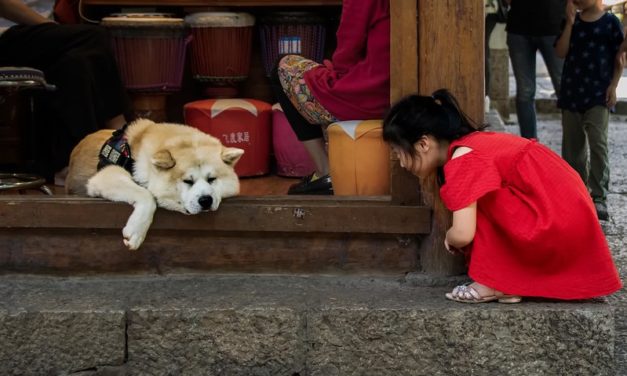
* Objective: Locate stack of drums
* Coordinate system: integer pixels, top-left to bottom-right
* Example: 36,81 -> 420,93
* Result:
271,103 -> 315,177
101,13 -> 188,121
185,12 -> 255,98
328,120 -> 390,196
259,12 -> 326,77
184,98 -> 272,177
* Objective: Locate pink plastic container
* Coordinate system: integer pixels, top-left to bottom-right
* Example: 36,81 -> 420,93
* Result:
272,103 -> 316,177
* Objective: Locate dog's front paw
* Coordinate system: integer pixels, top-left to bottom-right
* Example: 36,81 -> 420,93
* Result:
122,223 -> 148,250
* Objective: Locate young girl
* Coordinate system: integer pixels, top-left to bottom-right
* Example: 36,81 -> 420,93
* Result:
383,89 -> 622,303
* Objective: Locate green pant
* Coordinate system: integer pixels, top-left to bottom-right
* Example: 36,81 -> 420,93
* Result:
561,106 -> 610,203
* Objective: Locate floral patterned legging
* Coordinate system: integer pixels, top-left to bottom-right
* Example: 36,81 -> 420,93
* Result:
277,55 -> 338,125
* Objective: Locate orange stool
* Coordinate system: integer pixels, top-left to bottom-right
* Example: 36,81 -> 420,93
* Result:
184,98 -> 272,177
328,120 -> 390,196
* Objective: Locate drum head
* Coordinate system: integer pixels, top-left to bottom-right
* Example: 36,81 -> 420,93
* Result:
101,13 -> 185,27
185,12 -> 255,28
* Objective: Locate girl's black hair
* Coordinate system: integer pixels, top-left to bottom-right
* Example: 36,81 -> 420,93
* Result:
382,89 -> 486,157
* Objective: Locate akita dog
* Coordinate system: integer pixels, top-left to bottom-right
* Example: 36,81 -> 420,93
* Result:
65,118 -> 244,250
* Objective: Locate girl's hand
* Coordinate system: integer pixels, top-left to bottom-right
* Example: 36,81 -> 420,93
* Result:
565,0 -> 577,26
444,238 -> 464,255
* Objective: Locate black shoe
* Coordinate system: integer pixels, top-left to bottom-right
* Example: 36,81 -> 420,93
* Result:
594,201 -> 609,221
287,173 -> 333,195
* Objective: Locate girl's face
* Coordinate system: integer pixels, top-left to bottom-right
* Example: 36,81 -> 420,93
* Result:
392,136 -> 442,179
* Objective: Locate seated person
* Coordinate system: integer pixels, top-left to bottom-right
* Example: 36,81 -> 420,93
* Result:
0,0 -> 132,183
271,0 -> 390,195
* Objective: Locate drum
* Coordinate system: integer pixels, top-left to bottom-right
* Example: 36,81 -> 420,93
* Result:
185,12 -> 255,98
0,67 -> 55,193
101,13 -> 188,121
259,12 -> 326,77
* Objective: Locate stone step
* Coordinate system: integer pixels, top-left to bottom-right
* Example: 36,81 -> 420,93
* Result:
0,274 -> 616,376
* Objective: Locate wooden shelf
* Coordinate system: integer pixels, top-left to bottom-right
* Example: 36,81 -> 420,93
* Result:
82,0 -> 341,6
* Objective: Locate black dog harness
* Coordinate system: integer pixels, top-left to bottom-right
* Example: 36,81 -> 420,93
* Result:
97,124 -> 135,174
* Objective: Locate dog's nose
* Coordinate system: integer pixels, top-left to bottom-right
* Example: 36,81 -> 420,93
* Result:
198,195 -> 213,210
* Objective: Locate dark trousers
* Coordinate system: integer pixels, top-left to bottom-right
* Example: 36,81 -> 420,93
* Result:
270,65 -> 323,141
0,23 -> 132,177
485,14 -> 499,95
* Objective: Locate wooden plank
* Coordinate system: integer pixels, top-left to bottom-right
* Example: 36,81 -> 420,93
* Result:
0,196 -> 431,234
416,0 -> 484,275
417,0 -> 484,123
83,0 -> 341,6
389,0 -> 421,206
0,229 -> 419,274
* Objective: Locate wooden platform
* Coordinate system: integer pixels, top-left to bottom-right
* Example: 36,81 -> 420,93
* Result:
0,173 -> 430,275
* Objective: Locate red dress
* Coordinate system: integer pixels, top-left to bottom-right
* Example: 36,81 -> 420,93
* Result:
440,132 -> 622,299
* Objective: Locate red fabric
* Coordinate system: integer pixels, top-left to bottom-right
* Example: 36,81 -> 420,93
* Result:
440,132 -> 622,299
303,0 -> 390,121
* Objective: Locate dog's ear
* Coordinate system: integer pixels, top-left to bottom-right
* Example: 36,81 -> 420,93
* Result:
152,150 -> 176,170
222,147 -> 244,166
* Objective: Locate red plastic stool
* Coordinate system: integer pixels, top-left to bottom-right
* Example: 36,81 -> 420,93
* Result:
271,103 -> 316,177
184,98 -> 272,177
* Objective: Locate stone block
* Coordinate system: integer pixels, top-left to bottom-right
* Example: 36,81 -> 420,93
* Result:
127,308 -> 304,375
0,310 -> 125,375
307,305 -> 614,376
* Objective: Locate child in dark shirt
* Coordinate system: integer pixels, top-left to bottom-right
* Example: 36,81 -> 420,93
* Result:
554,0 -> 624,221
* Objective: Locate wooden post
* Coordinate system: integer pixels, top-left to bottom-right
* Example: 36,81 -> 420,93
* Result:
416,0 -> 484,275
389,0 -> 421,206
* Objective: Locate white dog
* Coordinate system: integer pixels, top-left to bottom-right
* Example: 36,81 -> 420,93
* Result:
65,118 -> 244,250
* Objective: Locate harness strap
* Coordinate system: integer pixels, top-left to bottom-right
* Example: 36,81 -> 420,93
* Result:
97,124 -> 135,174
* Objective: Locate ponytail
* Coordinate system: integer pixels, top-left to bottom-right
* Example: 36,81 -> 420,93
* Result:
383,89 -> 485,156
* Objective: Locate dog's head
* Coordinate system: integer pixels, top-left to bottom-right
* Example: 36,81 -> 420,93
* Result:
140,128 -> 244,214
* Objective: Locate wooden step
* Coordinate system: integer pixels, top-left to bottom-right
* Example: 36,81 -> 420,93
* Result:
0,194 -> 430,275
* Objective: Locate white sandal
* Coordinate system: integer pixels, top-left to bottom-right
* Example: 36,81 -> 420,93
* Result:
445,282 -> 522,304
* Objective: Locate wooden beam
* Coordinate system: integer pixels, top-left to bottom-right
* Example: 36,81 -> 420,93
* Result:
389,0 -> 421,206
390,0 -> 418,103
416,0 -> 484,275
0,196 -> 430,234
83,0 -> 341,6
0,228 -> 420,274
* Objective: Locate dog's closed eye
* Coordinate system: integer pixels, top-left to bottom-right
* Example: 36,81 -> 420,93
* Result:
183,179 -> 194,185
206,177 -> 216,184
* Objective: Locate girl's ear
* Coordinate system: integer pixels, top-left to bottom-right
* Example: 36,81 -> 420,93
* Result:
415,135 -> 431,153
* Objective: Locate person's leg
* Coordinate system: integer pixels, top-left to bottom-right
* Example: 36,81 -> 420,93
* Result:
105,114 -> 128,130
537,35 -> 564,97
485,14 -> 498,96
561,109 -> 589,185
275,56 -> 337,179
271,57 -> 334,194
583,106 -> 610,205
1,24 -> 132,177
507,33 -> 538,138
270,63 -> 326,175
